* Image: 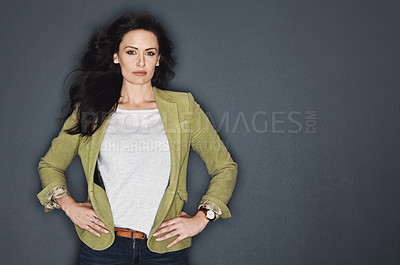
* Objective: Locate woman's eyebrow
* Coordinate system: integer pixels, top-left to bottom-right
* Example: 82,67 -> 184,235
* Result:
124,45 -> 158,51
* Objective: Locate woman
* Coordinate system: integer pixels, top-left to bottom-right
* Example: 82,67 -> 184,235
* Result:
37,13 -> 237,264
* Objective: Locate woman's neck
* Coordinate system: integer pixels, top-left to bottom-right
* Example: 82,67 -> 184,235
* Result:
118,83 -> 155,106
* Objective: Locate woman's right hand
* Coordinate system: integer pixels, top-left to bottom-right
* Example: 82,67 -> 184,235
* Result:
56,196 -> 110,237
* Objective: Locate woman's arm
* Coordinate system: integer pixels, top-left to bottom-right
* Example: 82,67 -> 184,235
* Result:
37,108 -> 80,210
37,108 -> 109,236
188,92 -> 238,217
154,92 -> 238,247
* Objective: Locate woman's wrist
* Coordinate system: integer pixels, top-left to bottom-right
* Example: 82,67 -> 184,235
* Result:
194,210 -> 211,226
55,195 -> 76,213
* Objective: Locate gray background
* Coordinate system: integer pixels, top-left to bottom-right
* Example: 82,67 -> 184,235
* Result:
1,0 -> 399,264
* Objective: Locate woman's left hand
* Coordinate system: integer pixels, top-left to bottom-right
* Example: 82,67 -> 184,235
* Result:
153,211 -> 209,248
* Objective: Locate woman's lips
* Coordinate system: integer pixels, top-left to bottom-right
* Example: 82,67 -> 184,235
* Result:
133,71 -> 147,76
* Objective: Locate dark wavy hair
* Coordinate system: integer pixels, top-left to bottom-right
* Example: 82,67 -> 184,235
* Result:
61,13 -> 176,137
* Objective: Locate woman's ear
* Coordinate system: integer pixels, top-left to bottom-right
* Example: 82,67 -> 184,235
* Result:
113,53 -> 119,64
156,55 -> 161,66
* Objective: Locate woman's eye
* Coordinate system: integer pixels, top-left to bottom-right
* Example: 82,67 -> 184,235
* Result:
127,51 -> 136,55
146,51 -> 155,56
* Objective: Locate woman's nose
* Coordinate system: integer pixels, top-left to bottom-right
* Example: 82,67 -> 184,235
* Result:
137,54 -> 145,67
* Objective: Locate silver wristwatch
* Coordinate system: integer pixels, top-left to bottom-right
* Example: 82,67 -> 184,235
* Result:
199,207 -> 216,222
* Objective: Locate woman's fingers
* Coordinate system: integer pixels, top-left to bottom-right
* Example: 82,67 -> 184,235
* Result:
91,224 -> 109,234
167,235 -> 185,248
155,228 -> 180,241
84,205 -> 109,233
155,223 -> 179,239
154,223 -> 177,237
154,211 -> 209,247
154,218 -> 178,237
92,217 -> 109,233
85,224 -> 101,237
156,218 -> 176,230
66,202 -> 110,236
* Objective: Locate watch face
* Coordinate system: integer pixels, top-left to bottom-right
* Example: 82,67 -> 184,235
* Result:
206,210 -> 215,219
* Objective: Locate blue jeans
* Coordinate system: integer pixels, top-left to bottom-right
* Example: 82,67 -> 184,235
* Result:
76,236 -> 189,265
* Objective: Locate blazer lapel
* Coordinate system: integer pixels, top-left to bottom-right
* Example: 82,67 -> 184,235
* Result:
86,86 -> 182,192
152,86 -> 182,190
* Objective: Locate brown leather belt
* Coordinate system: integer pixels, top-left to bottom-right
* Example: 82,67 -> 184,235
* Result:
114,227 -> 147,239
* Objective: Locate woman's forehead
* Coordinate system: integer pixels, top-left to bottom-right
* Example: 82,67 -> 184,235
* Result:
120,29 -> 159,49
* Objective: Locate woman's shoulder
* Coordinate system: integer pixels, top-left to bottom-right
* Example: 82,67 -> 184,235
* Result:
154,86 -> 193,104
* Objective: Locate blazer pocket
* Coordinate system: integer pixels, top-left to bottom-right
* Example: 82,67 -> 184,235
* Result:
177,190 -> 188,202
172,191 -> 188,217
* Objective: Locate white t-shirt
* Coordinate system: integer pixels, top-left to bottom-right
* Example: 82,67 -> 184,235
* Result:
97,107 -> 171,236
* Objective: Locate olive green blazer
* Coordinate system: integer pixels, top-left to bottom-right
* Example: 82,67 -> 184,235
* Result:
37,86 -> 238,253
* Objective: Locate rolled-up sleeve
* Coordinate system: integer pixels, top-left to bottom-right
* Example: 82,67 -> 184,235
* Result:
188,92 -> 238,219
43,185 -> 71,212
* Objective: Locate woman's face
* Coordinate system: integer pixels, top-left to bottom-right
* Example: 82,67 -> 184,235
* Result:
113,29 -> 161,87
